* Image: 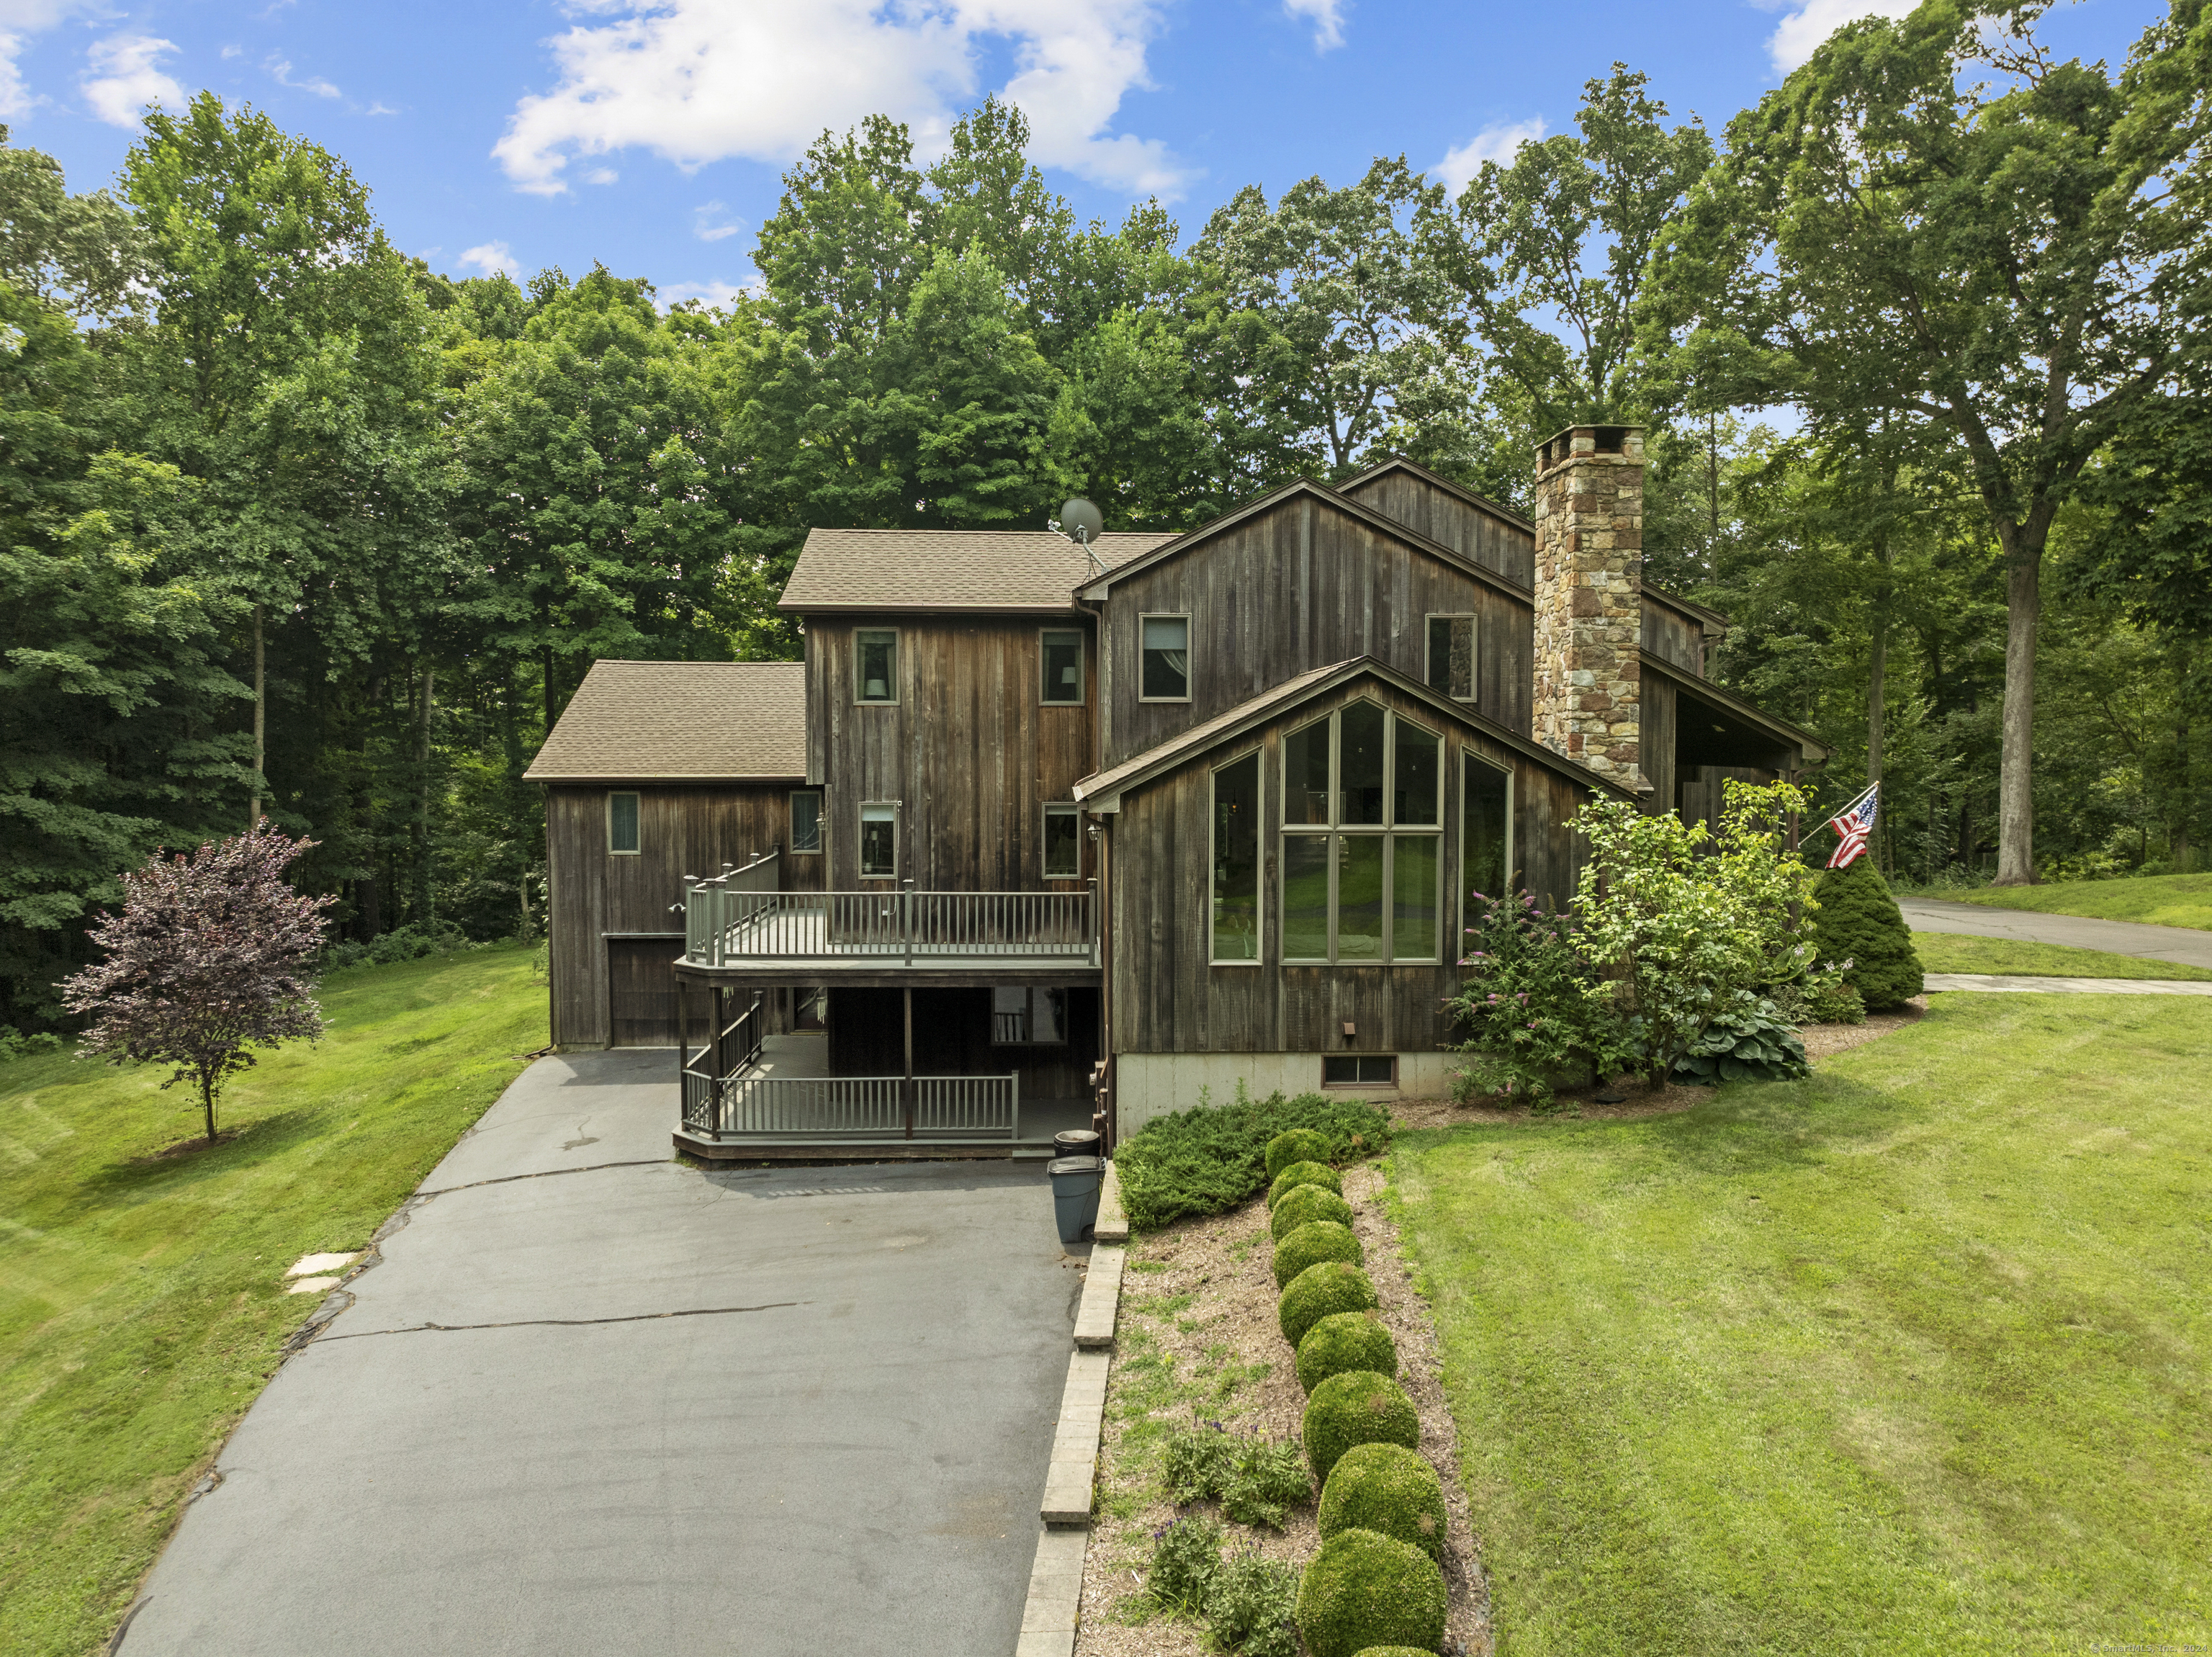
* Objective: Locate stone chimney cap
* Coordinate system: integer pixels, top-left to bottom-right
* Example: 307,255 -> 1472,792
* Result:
1535,424 -> 1645,472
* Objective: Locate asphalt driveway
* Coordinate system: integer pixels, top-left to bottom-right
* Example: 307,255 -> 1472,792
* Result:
117,1051 -> 1079,1657
1900,895 -> 2212,971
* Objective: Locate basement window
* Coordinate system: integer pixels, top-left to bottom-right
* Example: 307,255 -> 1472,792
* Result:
1322,1055 -> 1396,1087
607,791 -> 640,855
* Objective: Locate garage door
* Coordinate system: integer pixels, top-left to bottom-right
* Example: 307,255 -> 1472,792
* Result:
608,937 -> 690,1046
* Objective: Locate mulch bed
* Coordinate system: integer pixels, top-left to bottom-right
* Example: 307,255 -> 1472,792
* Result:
1076,1162 -> 1485,1657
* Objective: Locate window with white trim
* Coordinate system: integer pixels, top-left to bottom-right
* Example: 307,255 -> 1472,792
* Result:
1141,614 -> 1190,701
1210,752 -> 1262,962
790,790 -> 822,854
859,801 -> 899,878
855,629 -> 899,704
607,791 -> 640,855
1280,701 -> 1442,963
1323,1055 -> 1397,1087
1461,752 -> 1511,956
1043,804 -> 1082,879
1041,629 -> 1085,704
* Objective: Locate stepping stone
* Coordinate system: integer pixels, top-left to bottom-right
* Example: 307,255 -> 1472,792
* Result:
285,1252 -> 359,1278
284,1276 -> 340,1296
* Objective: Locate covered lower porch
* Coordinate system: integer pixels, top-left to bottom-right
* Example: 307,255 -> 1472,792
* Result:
674,979 -> 1101,1160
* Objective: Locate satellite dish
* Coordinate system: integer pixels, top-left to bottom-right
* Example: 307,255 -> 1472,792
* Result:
1059,498 -> 1104,546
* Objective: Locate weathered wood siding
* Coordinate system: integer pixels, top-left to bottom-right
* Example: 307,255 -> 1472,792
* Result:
1641,594 -> 1707,675
547,783 -> 820,1048
1107,676 -> 1596,1059
1101,497 -> 1533,770
1339,470 -> 1536,586
806,616 -> 1099,891
1640,673 -> 1678,812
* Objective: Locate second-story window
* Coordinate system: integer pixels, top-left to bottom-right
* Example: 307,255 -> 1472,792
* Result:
790,790 -> 822,854
1426,615 -> 1477,701
1280,701 -> 1442,964
1141,614 -> 1190,701
855,629 -> 898,704
1041,629 -> 1084,704
860,801 -> 898,878
608,791 -> 640,855
1043,804 -> 1082,878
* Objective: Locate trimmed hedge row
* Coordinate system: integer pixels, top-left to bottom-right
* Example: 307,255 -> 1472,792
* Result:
1113,1092 -> 1390,1231
1251,1128 -> 1452,1656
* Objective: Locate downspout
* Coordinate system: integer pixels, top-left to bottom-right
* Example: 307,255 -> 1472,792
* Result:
1093,815 -> 1114,1151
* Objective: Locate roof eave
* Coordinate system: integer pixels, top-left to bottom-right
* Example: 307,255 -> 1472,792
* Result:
526,773 -> 809,786
1640,650 -> 1829,764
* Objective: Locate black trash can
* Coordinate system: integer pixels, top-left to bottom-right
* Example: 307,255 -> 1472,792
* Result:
1048,1155 -> 1105,1244
1053,1128 -> 1102,1160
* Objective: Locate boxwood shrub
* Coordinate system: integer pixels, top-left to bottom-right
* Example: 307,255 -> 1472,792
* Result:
1295,1527 -> 1447,1657
1269,1182 -> 1355,1242
1264,1126 -> 1334,1180
1113,1091 -> 1390,1231
1267,1160 -> 1342,1210
1295,1311 -> 1397,1395
1278,1261 -> 1380,1349
1317,1442 -> 1447,1559
1303,1369 -> 1419,1483
1272,1219 -> 1364,1288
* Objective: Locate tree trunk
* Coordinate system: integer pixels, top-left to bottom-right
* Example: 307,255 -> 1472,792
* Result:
414,661 -> 435,925
249,605 -> 266,830
202,1072 -> 217,1143
1867,523 -> 1892,874
1993,526 -> 2041,885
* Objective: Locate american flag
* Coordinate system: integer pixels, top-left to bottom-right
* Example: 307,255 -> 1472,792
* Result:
1823,782 -> 1880,870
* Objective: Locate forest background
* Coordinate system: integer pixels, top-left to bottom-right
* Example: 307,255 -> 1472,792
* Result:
1,0 -> 2206,1030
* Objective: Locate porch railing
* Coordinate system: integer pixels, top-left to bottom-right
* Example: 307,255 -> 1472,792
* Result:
681,878 -> 1097,969
680,1070 -> 1020,1141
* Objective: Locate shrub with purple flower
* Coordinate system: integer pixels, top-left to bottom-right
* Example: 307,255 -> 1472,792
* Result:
1445,888 -> 1633,1108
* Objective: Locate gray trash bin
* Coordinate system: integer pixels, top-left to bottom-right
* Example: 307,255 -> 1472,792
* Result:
1053,1128 -> 1102,1160
1048,1155 -> 1105,1244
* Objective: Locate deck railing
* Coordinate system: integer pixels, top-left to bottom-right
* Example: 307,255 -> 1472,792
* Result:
680,877 -> 1097,968
680,1070 -> 1020,1141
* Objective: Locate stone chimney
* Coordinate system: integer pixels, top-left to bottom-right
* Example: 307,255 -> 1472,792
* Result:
1531,425 -> 1650,791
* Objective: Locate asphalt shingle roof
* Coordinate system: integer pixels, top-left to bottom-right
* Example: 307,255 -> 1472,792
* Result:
523,660 -> 807,783
778,528 -> 1176,612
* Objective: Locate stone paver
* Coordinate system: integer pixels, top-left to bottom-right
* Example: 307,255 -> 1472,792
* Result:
1925,972 -> 2212,997
118,1051 -> 1078,1657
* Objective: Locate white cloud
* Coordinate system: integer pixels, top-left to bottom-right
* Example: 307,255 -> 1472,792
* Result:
457,241 -> 521,279
1433,117 -> 1547,194
493,0 -> 1188,199
693,200 -> 741,242
0,34 -> 32,118
267,55 -> 340,98
584,166 -> 618,185
1281,0 -> 1344,51
220,43 -> 242,61
658,278 -> 755,313
1766,0 -> 1918,72
81,35 -> 185,129
365,100 -> 397,116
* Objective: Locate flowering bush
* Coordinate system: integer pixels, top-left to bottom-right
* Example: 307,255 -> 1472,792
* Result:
1571,779 -> 1820,1090
1445,888 -> 1633,1107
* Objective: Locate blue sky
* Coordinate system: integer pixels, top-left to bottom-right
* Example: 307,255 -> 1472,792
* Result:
0,0 -> 2163,306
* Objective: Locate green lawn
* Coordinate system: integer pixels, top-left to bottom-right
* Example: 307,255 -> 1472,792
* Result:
1928,871 -> 2212,932
1910,931 -> 2212,981
0,945 -> 546,1657
1390,993 -> 2211,1655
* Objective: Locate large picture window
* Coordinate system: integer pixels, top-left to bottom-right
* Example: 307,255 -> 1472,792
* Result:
1461,753 -> 1511,953
1280,702 -> 1442,963
860,801 -> 899,878
1210,752 -> 1261,962
1141,614 -> 1190,701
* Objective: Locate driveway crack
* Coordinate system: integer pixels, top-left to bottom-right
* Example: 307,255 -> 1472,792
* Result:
315,1301 -> 805,1342
413,1158 -> 673,1198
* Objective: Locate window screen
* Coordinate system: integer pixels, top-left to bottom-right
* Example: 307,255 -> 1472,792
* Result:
1042,630 -> 1084,704
1044,804 -> 1082,878
1141,616 -> 1190,700
855,629 -> 898,703
790,791 -> 822,854
608,791 -> 639,854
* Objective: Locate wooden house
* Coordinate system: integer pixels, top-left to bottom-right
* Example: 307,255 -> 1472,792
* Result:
526,426 -> 1825,1157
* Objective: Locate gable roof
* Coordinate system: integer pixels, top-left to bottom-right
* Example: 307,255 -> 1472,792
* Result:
1337,452 -> 1537,536
780,528 -> 1175,614
1073,655 -> 1640,809
1644,584 -> 1731,632
1074,477 -> 1536,606
1640,650 -> 1829,765
524,660 -> 807,783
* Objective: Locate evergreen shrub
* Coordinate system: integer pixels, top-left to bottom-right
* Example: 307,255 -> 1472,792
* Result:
1269,1182 -> 1355,1241
1272,1220 -> 1363,1287
1812,856 -> 1925,1009
1278,1262 -> 1380,1349
1267,1160 -> 1341,1209
1114,1089 -> 1390,1231
1295,1528 -> 1447,1657
1302,1370 -> 1420,1483
1265,1126 -> 1333,1180
1317,1442 -> 1447,1559
1295,1311 -> 1398,1395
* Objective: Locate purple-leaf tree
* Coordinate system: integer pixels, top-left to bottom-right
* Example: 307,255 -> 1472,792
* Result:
60,825 -> 334,1145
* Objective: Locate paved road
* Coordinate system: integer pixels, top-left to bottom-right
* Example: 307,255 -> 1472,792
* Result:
1901,896 -> 2212,972
1925,972 -> 2212,996
118,1051 -> 1079,1657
